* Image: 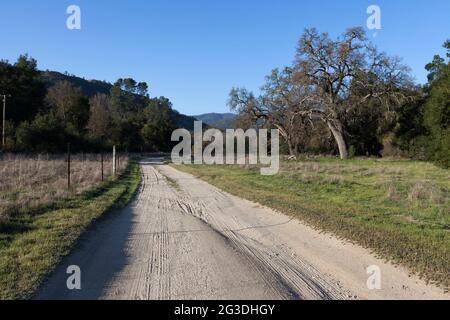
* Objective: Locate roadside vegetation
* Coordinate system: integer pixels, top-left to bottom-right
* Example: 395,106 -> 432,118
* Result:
0,153 -> 129,221
0,57 -> 179,154
176,158 -> 450,289
229,31 -> 450,168
0,158 -> 141,299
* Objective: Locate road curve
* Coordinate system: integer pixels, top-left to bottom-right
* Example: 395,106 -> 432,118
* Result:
35,159 -> 449,300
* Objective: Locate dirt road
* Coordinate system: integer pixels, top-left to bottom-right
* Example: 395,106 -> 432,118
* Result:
36,160 -> 449,300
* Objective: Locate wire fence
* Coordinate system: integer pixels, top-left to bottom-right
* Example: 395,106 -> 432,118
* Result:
0,150 -> 129,220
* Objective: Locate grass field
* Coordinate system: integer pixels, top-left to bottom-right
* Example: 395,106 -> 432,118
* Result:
0,154 -> 129,221
175,158 -> 450,288
0,159 -> 141,300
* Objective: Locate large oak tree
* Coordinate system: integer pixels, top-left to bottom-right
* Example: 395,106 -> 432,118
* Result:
229,67 -> 313,156
294,27 -> 414,159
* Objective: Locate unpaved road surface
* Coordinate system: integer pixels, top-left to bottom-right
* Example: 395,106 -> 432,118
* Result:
36,160 -> 449,300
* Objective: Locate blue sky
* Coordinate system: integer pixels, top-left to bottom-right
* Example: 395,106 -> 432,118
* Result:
1,0 -> 449,115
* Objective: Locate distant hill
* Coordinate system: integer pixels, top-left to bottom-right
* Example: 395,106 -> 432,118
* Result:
39,70 -> 198,130
40,71 -> 113,97
194,113 -> 237,130
171,110 -> 199,131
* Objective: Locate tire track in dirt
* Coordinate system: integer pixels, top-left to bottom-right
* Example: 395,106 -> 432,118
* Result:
157,164 -> 450,300
172,194 -> 348,300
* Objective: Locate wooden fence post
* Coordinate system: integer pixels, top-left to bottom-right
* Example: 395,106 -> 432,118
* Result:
101,152 -> 104,181
67,143 -> 71,190
112,145 -> 116,177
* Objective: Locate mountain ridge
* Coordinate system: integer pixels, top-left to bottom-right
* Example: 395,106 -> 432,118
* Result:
193,112 -> 237,130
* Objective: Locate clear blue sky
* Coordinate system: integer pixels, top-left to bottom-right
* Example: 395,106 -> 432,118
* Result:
1,0 -> 449,115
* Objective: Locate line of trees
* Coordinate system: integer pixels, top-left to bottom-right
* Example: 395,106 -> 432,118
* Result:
395,40 -> 450,167
0,56 -> 177,153
229,27 -> 450,167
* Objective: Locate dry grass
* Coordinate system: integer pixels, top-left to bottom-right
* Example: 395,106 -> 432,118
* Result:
408,182 -> 447,204
285,161 -> 405,176
0,153 -> 129,219
386,184 -> 401,200
0,160 -> 141,299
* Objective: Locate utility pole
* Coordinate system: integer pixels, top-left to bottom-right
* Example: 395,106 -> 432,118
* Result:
1,94 -> 10,150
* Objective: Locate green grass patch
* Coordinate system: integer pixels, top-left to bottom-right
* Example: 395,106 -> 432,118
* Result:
0,161 -> 141,300
175,158 -> 450,288
155,166 -> 180,191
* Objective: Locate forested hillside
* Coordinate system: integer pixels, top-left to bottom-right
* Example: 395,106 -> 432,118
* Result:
40,70 -> 198,131
40,71 -> 113,97
194,113 -> 237,129
0,57 -> 197,153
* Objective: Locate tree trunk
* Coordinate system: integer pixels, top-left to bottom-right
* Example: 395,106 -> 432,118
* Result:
327,120 -> 348,160
286,137 -> 298,157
